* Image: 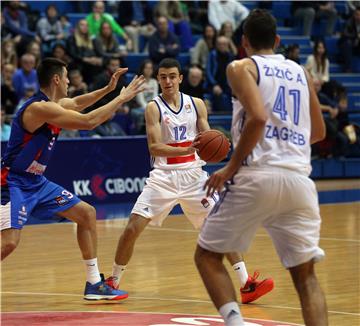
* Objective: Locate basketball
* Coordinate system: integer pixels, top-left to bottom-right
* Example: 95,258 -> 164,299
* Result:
196,129 -> 231,163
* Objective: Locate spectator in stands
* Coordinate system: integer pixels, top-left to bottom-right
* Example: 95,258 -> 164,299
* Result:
285,43 -> 301,64
1,11 -> 13,41
36,4 -> 65,55
181,65 -> 206,99
1,108 -> 11,142
1,39 -> 18,67
219,21 -> 238,56
208,0 -> 249,31
313,79 -> 349,157
91,57 -> 127,107
181,65 -> 211,112
305,40 -> 330,85
14,87 -> 36,114
94,21 -> 125,63
1,63 -> 18,115
3,1 -> 40,42
190,24 -> 217,70
206,35 -> 234,112
26,40 -> 42,67
336,92 -> 360,156
117,1 -> 156,53
52,43 -> 73,67
90,57 -> 130,136
67,19 -> 103,84
148,16 -> 181,66
292,2 -> 338,37
12,53 -> 39,101
154,1 -> 194,51
187,1 -> 209,34
338,7 -> 360,72
86,1 -> 132,51
131,59 -> 158,134
68,69 -> 88,98
60,15 -> 73,38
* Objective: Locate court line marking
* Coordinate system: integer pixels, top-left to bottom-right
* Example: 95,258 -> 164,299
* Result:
1,310 -> 303,326
1,291 -> 359,317
145,227 -> 360,243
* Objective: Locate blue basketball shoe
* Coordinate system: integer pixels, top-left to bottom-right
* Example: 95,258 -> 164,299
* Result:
84,275 -> 128,301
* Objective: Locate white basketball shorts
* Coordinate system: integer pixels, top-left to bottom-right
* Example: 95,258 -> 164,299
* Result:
198,167 -> 325,268
132,168 -> 218,228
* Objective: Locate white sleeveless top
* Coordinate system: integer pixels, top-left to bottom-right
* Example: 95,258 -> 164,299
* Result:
152,92 -> 205,170
231,54 -> 312,175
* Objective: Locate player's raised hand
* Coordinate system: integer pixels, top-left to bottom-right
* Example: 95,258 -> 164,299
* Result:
118,74 -> 146,103
106,68 -> 129,92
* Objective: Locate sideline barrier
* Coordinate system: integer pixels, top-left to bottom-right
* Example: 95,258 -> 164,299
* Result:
1,138 -> 359,206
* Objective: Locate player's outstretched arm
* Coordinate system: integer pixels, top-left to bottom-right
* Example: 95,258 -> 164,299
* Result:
23,74 -> 145,132
58,68 -> 129,112
145,102 -> 196,157
303,69 -> 326,144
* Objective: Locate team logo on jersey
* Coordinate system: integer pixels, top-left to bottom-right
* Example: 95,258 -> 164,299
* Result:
55,196 -> 68,206
201,198 -> 210,208
48,136 -> 56,150
19,205 -> 27,217
185,104 -> 192,113
18,206 -> 28,225
163,111 -> 170,124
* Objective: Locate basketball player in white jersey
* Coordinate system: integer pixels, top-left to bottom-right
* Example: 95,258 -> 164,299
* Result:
195,9 -> 328,326
106,58 -> 273,304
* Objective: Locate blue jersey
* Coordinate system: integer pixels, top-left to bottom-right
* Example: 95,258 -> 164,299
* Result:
0,91 -> 80,229
1,91 -> 61,177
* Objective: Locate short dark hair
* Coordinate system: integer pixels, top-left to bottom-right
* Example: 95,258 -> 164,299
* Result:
37,58 -> 67,88
157,58 -> 182,75
243,9 -> 277,50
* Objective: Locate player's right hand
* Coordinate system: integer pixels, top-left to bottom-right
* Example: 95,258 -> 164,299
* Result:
119,75 -> 146,103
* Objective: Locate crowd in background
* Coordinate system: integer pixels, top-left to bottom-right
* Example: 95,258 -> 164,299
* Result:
1,0 -> 360,158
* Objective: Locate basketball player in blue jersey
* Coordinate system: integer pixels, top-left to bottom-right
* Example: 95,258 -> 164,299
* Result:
195,10 -> 328,326
105,58 -> 274,304
1,58 -> 145,300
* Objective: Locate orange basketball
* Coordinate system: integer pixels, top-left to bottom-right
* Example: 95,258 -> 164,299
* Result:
196,129 -> 230,163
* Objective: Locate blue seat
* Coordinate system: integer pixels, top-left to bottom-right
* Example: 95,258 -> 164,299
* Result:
124,54 -> 149,73
325,36 -> 340,57
177,53 -> 190,68
272,1 -> 292,20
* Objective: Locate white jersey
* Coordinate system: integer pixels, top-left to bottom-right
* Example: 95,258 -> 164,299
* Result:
152,92 -> 205,170
231,54 -> 312,175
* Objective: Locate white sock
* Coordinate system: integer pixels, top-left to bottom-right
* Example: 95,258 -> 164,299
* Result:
219,302 -> 244,326
112,263 -> 127,287
233,261 -> 248,288
84,258 -> 101,285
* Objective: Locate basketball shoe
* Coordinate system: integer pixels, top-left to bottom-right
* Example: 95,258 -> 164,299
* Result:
84,274 -> 128,300
240,271 -> 274,304
104,276 -> 119,289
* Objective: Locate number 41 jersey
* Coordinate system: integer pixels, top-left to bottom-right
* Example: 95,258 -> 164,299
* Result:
231,54 -> 312,175
152,92 -> 205,170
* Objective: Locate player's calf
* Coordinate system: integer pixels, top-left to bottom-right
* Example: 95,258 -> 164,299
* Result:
1,229 -> 21,260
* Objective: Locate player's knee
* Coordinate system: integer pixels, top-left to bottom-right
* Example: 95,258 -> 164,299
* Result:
290,261 -> 317,292
194,245 -> 207,267
78,205 -> 96,228
124,221 -> 143,240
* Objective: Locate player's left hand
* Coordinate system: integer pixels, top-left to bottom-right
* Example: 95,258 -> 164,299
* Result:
107,68 -> 129,92
204,164 -> 237,197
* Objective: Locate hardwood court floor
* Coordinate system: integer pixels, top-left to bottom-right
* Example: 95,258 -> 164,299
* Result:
1,198 -> 359,325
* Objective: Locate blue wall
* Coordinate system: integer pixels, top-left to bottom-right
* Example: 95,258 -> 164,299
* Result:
1,138 -> 359,206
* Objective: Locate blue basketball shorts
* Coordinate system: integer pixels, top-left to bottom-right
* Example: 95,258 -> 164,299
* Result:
1,173 -> 81,230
